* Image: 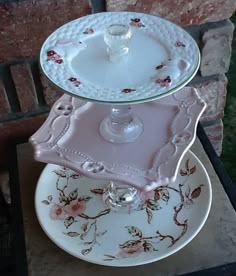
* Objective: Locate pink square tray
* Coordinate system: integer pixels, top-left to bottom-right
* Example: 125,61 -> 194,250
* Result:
30,87 -> 206,191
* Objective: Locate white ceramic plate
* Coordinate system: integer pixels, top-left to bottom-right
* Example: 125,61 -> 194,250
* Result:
35,150 -> 212,267
40,12 -> 200,104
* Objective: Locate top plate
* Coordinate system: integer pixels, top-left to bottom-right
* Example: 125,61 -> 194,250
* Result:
40,12 -> 200,104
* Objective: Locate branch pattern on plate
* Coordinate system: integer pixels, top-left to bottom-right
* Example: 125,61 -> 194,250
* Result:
41,166 -> 110,255
34,145 -> 211,266
104,226 -> 159,261
103,159 -> 204,261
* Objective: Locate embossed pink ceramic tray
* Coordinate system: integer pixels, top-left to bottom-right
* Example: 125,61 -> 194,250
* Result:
35,151 -> 212,266
30,87 -> 206,191
40,12 -> 200,104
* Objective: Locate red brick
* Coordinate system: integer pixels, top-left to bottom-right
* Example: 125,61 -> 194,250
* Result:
0,114 -> 47,167
40,72 -> 63,107
203,120 -> 223,156
10,63 -> 38,112
0,0 -> 92,62
0,78 -> 11,115
106,0 -> 236,26
192,75 -> 228,122
200,20 -> 235,76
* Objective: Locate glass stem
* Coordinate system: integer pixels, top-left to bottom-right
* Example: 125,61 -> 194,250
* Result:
99,104 -> 143,143
109,105 -> 133,134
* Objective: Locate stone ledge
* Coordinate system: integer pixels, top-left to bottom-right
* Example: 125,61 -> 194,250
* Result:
192,75 -> 228,122
200,20 -> 235,76
203,119 -> 224,155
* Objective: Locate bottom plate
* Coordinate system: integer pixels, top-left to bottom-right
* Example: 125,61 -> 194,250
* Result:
35,150 -> 212,267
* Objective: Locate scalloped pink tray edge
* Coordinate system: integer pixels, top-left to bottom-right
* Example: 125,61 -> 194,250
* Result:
30,87 -> 206,191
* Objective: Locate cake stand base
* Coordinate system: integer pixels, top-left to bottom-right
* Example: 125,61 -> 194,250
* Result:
35,150 -> 211,267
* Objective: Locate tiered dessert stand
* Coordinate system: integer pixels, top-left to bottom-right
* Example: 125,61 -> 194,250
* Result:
30,12 -> 212,267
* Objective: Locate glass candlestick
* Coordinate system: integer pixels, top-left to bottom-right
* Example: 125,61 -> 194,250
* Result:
103,181 -> 140,212
101,24 -> 143,143
104,24 -> 132,63
99,105 -> 143,143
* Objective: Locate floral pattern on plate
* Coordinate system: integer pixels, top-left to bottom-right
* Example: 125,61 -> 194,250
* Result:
122,88 -> 136,93
103,158 -> 205,261
46,50 -> 63,64
156,64 -> 166,70
175,40 -> 186,47
68,77 -> 81,87
41,167 -> 110,255
130,18 -> 145,28
83,28 -> 94,34
155,76 -> 172,87
37,151 -> 211,266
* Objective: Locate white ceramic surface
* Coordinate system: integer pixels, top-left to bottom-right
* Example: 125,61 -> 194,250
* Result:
30,87 -> 206,191
40,12 -> 200,104
35,150 -> 212,267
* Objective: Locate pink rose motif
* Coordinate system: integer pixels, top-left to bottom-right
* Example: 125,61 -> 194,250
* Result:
63,199 -> 86,217
47,50 -> 56,57
68,77 -> 81,87
52,54 -> 61,61
49,56 -> 56,61
156,64 -> 165,70
68,77 -> 77,82
74,81 -> 81,87
130,18 -> 145,28
56,59 -> 63,64
117,242 -> 143,258
47,50 -> 64,64
175,40 -> 186,47
83,28 -> 94,34
155,76 -> 171,87
122,88 -> 136,93
50,204 -> 65,220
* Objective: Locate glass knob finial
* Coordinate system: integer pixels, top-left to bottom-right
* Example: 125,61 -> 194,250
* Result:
104,24 -> 132,63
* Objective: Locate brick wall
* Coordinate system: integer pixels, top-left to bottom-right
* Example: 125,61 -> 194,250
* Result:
0,0 -> 235,166
0,0 -> 92,167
